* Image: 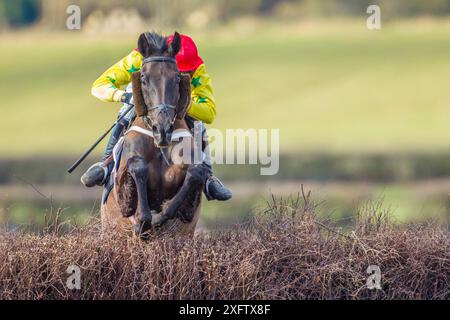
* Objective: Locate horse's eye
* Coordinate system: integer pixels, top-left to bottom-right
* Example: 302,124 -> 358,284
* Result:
141,75 -> 147,84
176,75 -> 181,83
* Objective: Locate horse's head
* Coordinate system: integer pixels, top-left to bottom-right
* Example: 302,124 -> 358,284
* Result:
131,31 -> 191,148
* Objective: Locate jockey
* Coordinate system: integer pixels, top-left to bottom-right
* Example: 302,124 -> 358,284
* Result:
81,34 -> 232,201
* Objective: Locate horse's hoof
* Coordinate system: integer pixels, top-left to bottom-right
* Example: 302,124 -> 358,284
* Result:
133,220 -> 152,237
151,213 -> 166,228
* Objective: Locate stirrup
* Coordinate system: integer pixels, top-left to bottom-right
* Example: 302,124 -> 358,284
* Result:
205,176 -> 232,201
205,176 -> 224,197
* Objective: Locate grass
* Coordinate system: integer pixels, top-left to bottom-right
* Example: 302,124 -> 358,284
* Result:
1,181 -> 448,231
0,195 -> 448,300
1,19 -> 450,155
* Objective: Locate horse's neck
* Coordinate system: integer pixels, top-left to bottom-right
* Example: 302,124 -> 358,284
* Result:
131,116 -> 146,128
174,118 -> 189,130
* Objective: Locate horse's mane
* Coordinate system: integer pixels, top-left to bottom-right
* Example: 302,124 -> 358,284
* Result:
144,31 -> 168,55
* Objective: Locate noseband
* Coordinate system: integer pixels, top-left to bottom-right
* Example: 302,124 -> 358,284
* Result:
140,55 -> 178,128
143,104 -> 177,129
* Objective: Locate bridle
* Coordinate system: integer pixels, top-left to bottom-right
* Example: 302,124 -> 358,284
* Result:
140,55 -> 179,129
142,56 -> 176,65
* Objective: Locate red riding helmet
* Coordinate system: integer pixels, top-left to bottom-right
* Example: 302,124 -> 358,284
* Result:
166,34 -> 204,72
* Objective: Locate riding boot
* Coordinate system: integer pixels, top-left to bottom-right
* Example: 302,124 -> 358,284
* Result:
81,120 -> 128,187
203,163 -> 233,201
185,116 -> 233,201
201,146 -> 232,202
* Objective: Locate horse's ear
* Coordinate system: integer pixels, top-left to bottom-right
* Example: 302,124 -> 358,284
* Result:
168,32 -> 182,57
131,71 -> 147,117
138,32 -> 157,57
176,73 -> 191,120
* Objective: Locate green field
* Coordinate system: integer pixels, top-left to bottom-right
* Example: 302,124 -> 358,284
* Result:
1,19 -> 450,155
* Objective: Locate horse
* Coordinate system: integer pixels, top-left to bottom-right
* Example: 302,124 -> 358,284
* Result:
101,32 -> 209,238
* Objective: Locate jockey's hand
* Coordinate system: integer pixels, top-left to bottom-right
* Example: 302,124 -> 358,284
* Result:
120,92 -> 133,104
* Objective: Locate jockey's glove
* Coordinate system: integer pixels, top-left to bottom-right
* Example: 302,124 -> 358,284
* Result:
120,92 -> 133,105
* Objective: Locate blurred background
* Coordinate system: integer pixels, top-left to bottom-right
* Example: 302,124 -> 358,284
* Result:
0,0 -> 449,231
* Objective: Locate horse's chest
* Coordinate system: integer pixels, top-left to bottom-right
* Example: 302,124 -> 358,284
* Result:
147,162 -> 186,200
161,164 -> 187,186
140,143 -> 190,210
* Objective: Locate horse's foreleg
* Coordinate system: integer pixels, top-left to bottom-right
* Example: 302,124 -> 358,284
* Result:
152,164 -> 208,227
127,156 -> 152,233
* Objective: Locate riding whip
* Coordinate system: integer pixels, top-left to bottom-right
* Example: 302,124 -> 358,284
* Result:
67,103 -> 134,173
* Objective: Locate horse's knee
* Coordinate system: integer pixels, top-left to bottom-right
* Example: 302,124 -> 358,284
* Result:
127,156 -> 148,180
186,164 -> 208,184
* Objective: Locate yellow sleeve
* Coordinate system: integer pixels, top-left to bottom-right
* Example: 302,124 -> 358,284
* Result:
187,64 -> 217,124
91,50 -> 143,102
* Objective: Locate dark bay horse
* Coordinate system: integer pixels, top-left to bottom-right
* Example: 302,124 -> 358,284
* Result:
101,32 -> 209,238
